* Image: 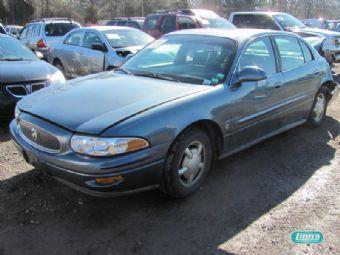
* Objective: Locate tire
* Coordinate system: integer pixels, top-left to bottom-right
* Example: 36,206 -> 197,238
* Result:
53,60 -> 65,76
162,128 -> 213,198
307,87 -> 327,128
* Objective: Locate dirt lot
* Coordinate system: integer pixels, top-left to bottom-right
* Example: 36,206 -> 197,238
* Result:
0,66 -> 339,255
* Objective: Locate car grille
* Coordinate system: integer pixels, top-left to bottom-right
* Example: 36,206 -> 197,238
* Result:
19,119 -> 61,153
6,82 -> 47,98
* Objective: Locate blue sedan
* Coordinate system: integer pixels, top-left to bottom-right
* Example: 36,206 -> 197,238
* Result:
10,29 -> 338,197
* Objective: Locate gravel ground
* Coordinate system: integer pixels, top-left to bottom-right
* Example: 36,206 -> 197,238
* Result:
0,65 -> 339,255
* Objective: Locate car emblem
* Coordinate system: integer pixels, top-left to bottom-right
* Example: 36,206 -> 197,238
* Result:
30,127 -> 38,141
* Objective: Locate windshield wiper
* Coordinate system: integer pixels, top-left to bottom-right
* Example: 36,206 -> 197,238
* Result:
0,57 -> 31,61
115,67 -> 134,75
134,72 -> 180,83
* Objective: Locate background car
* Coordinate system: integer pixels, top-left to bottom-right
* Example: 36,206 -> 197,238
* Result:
11,29 -> 337,197
0,34 -> 65,119
229,12 -> 340,63
48,26 -> 153,78
143,9 -> 235,38
106,17 -> 145,29
5,25 -> 23,37
19,18 -> 81,59
324,20 -> 340,32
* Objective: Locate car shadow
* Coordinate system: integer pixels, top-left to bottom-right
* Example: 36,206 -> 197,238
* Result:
0,119 -> 11,143
0,115 -> 339,255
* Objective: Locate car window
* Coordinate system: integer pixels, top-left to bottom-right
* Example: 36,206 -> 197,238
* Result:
117,20 -> 127,26
33,24 -> 41,37
274,36 -> 305,71
144,15 -> 158,30
64,31 -> 83,46
103,29 -> 153,48
26,25 -> 34,38
123,35 -> 236,85
178,16 -> 196,30
232,14 -> 279,30
238,37 -> 277,75
19,26 -> 28,39
82,32 -> 102,48
45,22 -> 80,37
127,21 -> 140,29
300,41 -> 313,62
106,21 -> 116,26
160,16 -> 176,34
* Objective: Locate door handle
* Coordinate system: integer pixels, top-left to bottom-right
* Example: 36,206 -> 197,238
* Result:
273,82 -> 282,89
313,70 -> 321,76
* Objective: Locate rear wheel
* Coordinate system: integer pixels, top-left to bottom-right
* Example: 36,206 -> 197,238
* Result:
162,128 -> 213,198
53,60 -> 65,76
307,88 -> 327,127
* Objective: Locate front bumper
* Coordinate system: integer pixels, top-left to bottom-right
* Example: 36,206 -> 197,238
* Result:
10,119 -> 167,197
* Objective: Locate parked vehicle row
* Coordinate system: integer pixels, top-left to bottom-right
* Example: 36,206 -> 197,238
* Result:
229,12 -> 340,63
10,28 -> 338,197
47,26 -> 153,78
302,19 -> 340,32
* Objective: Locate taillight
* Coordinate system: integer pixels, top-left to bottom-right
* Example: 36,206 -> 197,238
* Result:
37,39 -> 47,48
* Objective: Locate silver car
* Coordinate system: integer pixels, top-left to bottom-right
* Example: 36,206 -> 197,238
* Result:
47,26 -> 154,78
19,18 -> 81,59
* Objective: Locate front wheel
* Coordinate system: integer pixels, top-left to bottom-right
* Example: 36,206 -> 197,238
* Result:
307,88 -> 327,127
162,128 -> 213,198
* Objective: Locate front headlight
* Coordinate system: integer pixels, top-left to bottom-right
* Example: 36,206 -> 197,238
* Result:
70,135 -> 149,157
15,105 -> 20,120
49,70 -> 65,84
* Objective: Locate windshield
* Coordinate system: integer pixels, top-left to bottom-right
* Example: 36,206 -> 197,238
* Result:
0,37 -> 37,61
103,29 -> 153,48
121,35 -> 235,85
201,17 -> 235,29
274,14 -> 306,29
45,22 -> 80,37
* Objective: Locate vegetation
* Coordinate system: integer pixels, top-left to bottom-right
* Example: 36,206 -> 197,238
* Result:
0,0 -> 339,25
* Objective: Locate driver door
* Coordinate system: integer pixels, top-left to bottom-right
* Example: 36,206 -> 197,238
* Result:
225,36 -> 286,151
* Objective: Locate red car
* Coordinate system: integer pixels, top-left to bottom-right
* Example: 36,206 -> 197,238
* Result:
143,9 -> 235,38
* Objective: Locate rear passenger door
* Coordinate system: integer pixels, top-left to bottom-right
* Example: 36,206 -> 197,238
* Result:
273,35 -> 322,123
60,31 -> 84,77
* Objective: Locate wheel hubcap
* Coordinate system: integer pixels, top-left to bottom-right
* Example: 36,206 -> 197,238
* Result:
178,141 -> 206,187
314,93 -> 326,122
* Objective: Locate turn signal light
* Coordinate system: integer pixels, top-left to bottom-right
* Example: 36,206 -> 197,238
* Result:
95,176 -> 124,185
37,39 -> 47,48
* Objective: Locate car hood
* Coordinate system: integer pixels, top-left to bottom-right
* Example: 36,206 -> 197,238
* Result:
0,60 -> 56,83
298,27 -> 340,37
18,72 -> 210,134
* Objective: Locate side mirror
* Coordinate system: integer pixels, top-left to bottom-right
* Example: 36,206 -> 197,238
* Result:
124,53 -> 134,62
91,43 -> 107,52
35,51 -> 44,59
233,66 -> 267,86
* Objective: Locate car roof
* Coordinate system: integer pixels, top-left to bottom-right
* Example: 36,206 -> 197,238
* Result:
232,11 -> 287,16
167,28 -> 291,41
75,26 -> 135,32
